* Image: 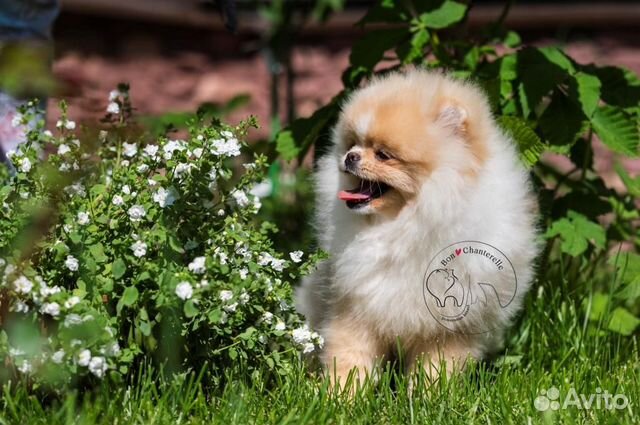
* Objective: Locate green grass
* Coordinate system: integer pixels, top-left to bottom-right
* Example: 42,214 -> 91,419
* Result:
2,273 -> 639,424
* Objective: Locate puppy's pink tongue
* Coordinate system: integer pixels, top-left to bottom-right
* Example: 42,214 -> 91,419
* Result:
338,190 -> 369,201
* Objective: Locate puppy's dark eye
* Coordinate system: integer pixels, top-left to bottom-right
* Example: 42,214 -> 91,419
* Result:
375,150 -> 392,161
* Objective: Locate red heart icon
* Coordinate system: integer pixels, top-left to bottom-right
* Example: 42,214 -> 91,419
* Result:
455,248 -> 462,256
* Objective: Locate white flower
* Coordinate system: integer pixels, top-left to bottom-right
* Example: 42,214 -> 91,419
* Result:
77,211 -> 90,225
41,302 -> 61,317
187,257 -> 206,274
163,139 -> 186,160
175,282 -> 193,300
64,182 -> 86,198
11,114 -> 23,128
143,144 -> 159,158
271,259 -> 285,272
217,209 -> 225,216
52,349 -> 65,364
211,137 -> 241,157
292,325 -> 312,344
239,291 -> 250,304
106,342 -> 120,356
65,255 -> 79,271
137,164 -> 149,173
302,342 -> 315,354
65,120 -> 76,130
250,180 -> 273,198
109,89 -> 120,101
59,163 -> 71,172
173,163 -> 191,179
128,205 -> 146,222
262,312 -> 274,324
9,347 -> 25,356
13,276 -> 33,294
219,290 -> 233,302
43,130 -> 53,138
193,148 -> 204,158
14,301 -> 29,313
224,302 -> 238,313
231,190 -> 250,208
130,240 -> 147,258
17,360 -> 32,374
275,320 -> 286,331
65,296 -> 81,309
112,194 -> 124,206
122,184 -> 131,195
123,142 -> 137,157
258,252 -> 274,266
19,158 -> 31,173
77,349 -> 92,366
64,313 -> 83,327
88,356 -> 107,378
107,101 -> 120,114
239,268 -> 249,281
40,284 -> 61,297
153,187 -> 178,207
289,251 -> 303,263
58,144 -> 71,155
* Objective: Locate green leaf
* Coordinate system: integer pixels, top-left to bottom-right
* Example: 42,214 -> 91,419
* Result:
545,210 -> 606,256
609,251 -> 640,285
591,105 -> 639,156
498,116 -> 546,168
349,28 -> 408,70
121,286 -> 139,307
590,65 -> 640,108
90,184 -> 107,196
499,54 -> 517,81
517,48 -> 571,117
401,28 -> 430,64
138,321 -> 152,336
418,1 -> 467,29
607,307 -> 640,335
539,91 -> 586,147
504,31 -> 521,48
275,97 -> 341,162
183,300 -> 198,318
587,292 -> 609,322
357,0 -> 410,26
614,163 -> 640,197
168,235 -> 185,254
571,72 -> 601,118
537,47 -> 576,74
112,258 -> 126,280
89,243 -> 108,263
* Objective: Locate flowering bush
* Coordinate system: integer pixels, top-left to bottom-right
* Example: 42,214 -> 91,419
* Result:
0,89 -> 323,388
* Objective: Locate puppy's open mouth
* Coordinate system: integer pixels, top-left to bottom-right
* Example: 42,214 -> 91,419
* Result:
338,178 -> 390,209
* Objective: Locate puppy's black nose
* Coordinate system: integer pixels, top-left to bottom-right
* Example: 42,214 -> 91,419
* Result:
345,152 -> 361,167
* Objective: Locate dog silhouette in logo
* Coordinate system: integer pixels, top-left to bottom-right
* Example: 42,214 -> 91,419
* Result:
425,268 -> 465,308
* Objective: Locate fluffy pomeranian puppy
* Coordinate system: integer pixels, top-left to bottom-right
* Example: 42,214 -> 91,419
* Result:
295,69 -> 539,387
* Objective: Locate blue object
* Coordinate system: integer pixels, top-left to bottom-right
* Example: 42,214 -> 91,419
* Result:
0,0 -> 59,41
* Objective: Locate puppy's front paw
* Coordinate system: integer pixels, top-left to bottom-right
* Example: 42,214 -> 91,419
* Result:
321,316 -> 385,395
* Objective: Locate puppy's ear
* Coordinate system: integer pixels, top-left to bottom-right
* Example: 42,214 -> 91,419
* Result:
437,104 -> 467,135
